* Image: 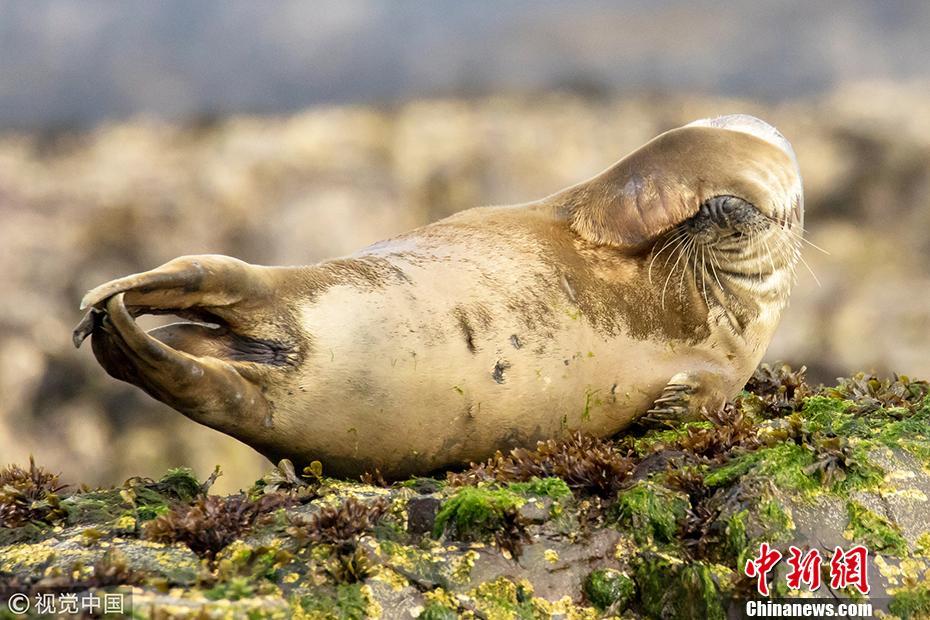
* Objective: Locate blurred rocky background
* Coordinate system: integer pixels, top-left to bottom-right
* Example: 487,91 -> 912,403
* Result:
1,1 -> 929,493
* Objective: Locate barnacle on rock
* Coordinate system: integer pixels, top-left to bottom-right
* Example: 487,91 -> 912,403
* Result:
449,431 -> 635,497
143,492 -> 293,558
0,457 -> 68,528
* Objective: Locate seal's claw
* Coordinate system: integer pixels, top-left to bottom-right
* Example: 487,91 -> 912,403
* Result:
72,308 -> 103,348
653,394 -> 686,404
641,387 -> 692,427
639,409 -> 685,428
640,370 -> 729,428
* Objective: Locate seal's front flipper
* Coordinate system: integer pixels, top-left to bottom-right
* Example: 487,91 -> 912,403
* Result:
640,370 -> 728,428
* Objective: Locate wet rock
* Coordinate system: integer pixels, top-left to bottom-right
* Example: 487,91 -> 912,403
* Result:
406,496 -> 441,535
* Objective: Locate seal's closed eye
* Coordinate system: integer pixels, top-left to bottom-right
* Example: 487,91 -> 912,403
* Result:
684,195 -> 769,244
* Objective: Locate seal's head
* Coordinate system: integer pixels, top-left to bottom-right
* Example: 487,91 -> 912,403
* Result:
566,113 -> 803,249
562,113 -> 804,330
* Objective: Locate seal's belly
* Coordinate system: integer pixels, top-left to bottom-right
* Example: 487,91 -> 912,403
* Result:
281,271 -> 726,477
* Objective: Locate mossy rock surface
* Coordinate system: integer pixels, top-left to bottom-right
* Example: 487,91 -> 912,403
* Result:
1,367 -> 929,618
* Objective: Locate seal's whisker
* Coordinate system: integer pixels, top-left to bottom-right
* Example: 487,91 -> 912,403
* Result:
679,237 -> 697,301
793,248 -> 821,287
774,228 -> 813,282
780,227 -> 829,254
648,231 -> 686,285
773,243 -> 796,281
674,237 -> 695,306
744,229 -> 763,282
761,236 -> 778,280
774,227 -> 818,286
663,235 -> 688,278
708,247 -> 725,292
700,245 -> 710,309
661,235 -> 691,310
676,239 -> 690,299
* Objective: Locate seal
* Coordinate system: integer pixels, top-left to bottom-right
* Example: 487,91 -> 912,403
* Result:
73,114 -> 804,478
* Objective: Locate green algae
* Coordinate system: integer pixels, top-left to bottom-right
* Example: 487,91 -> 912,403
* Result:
634,555 -> 725,620
890,584 -> 930,619
583,568 -> 634,610
214,541 -> 295,589
297,583 -> 372,619
704,436 -> 882,497
916,532 -> 930,557
705,443 -> 817,492
631,421 -> 714,455
845,501 -> 908,557
205,575 -> 257,601
471,577 -> 547,619
724,509 -> 750,565
612,480 -> 689,544
875,400 -> 930,468
60,467 -> 207,527
432,486 -> 524,540
507,476 -> 572,500
802,396 -> 859,434
760,500 -> 795,538
153,467 -> 204,501
722,501 -> 794,569
62,490 -> 127,525
801,394 -> 930,470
